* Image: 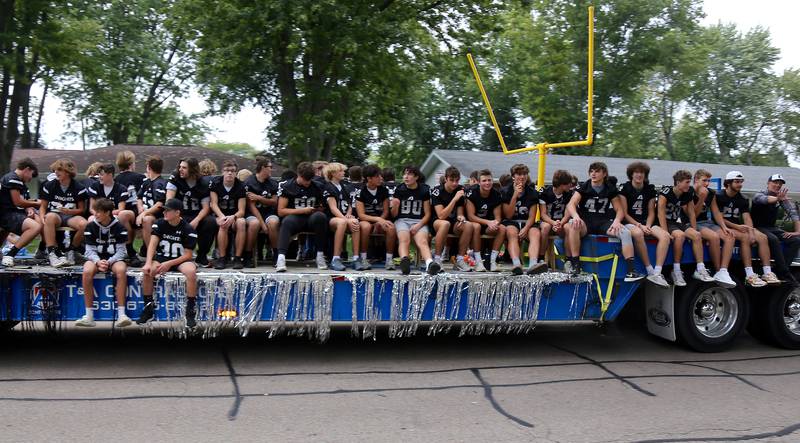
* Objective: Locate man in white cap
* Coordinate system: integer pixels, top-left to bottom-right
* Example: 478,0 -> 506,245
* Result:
751,173 -> 800,285
716,171 -> 779,286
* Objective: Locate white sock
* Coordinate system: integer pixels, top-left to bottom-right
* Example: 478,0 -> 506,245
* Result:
386,253 -> 393,261
425,258 -> 433,267
646,265 -> 654,275
512,257 -> 521,266
473,251 -> 483,262
491,250 -> 499,262
466,249 -> 474,257
763,265 -> 772,275
85,308 -> 93,320
433,254 -> 441,262
360,252 -> 367,260
117,306 -> 126,318
332,255 -> 340,261
745,267 -> 755,277
696,262 -> 706,272
316,251 -> 325,260
654,265 -> 662,274
720,267 -> 727,273
673,263 -> 682,274
277,253 -> 286,262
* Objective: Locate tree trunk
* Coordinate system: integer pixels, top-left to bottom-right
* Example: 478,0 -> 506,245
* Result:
21,84 -> 31,149
33,79 -> 48,148
136,41 -> 180,144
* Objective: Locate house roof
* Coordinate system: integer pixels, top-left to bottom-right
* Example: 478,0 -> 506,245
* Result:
11,144 -> 285,177
422,149 -> 800,193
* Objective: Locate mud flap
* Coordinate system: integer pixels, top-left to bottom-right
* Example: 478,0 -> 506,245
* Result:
645,282 -> 676,342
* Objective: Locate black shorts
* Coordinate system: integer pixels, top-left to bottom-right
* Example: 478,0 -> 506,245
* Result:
1,212 -> 27,235
666,221 -> 689,233
501,220 -> 526,230
586,218 -> 614,235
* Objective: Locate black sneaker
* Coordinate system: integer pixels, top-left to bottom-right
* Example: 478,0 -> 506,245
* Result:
242,255 -> 253,268
136,302 -> 155,324
196,255 -> 210,267
400,256 -> 411,275
214,256 -> 227,270
185,305 -> 197,329
624,271 -> 646,282
128,255 -> 143,267
527,262 -> 548,275
512,265 -> 523,276
232,257 -> 244,270
570,263 -> 582,277
427,261 -> 441,275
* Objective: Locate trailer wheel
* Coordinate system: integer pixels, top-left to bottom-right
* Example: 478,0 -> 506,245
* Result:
675,281 -> 748,353
758,286 -> 800,349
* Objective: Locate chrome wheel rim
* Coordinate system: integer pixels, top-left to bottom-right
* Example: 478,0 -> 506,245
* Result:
783,290 -> 800,337
692,287 -> 738,339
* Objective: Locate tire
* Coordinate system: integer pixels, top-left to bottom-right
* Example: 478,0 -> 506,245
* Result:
759,286 -> 800,349
675,280 -> 749,353
746,285 -> 771,342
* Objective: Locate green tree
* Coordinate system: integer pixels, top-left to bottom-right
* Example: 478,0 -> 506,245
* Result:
204,140 -> 257,157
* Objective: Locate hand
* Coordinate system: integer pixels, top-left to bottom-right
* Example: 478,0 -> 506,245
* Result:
26,207 -> 35,218
697,186 -> 708,198
304,207 -> 315,215
410,223 -> 420,235
155,262 -> 171,276
519,227 -> 529,240
783,231 -> 800,238
246,192 -> 259,202
260,223 -> 269,234
553,219 -> 562,231
349,218 -> 360,231
640,224 -> 652,235
136,213 -> 144,226
747,232 -> 756,245
454,189 -> 465,201
456,215 -> 466,225
217,216 -> 228,227
514,182 -> 523,196
142,262 -> 153,276
721,226 -> 734,238
97,260 -> 109,272
608,221 -> 622,236
486,220 -> 499,233
571,217 -> 584,230
381,219 -> 394,231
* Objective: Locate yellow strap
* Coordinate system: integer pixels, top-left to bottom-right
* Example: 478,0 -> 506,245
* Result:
600,254 -> 619,321
552,242 -> 620,319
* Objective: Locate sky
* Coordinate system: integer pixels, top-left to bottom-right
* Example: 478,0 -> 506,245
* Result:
37,0 -> 800,162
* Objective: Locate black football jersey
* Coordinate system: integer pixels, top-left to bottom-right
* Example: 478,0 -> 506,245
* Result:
466,185 -> 503,220
167,175 -> 210,218
501,183 -> 539,221
660,186 -> 694,222
140,176 -> 167,211
84,218 -> 128,259
277,178 -> 325,211
691,188 -> 716,223
244,175 -> 279,218
392,183 -> 430,220
356,185 -> 390,217
0,171 -> 27,213
715,190 -> 750,223
538,186 -> 573,221
322,181 -> 352,216
41,178 -> 88,213
430,184 -> 464,222
152,218 -> 198,260
619,182 -> 657,224
115,171 -> 145,203
210,177 -> 246,216
576,180 -> 619,222
88,181 -> 130,208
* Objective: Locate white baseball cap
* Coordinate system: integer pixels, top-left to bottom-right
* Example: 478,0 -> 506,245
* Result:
725,171 -> 744,181
768,174 -> 785,183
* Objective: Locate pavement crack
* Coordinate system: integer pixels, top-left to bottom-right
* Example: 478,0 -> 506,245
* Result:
550,344 -> 656,397
221,347 -> 243,420
470,368 -> 534,429
631,421 -> 800,442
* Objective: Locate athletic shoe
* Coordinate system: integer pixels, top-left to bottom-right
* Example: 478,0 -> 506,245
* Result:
400,256 -> 411,275
64,250 -> 76,266
473,260 -> 487,272
48,252 -> 68,268
624,271 -> 646,282
128,255 -> 143,268
196,255 -> 210,268
512,265 -> 523,276
185,305 -> 197,329
762,272 -> 781,285
712,269 -> 736,288
489,260 -> 499,272
646,273 -> 670,288
1,255 -> 14,267
275,256 -> 287,272
232,257 -> 244,270
243,255 -> 255,268
330,257 -> 346,272
526,262 -> 548,275
692,268 -> 715,283
316,255 -> 328,270
745,274 -> 767,288
454,259 -> 472,272
214,256 -> 228,270
136,302 -> 155,324
427,261 -> 441,276
353,259 -> 365,271
35,249 -> 46,260
74,315 -> 95,327
671,270 -> 687,287
115,314 -> 133,328
384,258 -> 395,271
360,258 -> 372,270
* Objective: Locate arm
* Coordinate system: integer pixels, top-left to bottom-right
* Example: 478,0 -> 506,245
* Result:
684,201 -> 697,230
84,244 -> 101,263
502,190 -> 518,219
277,196 -> 312,216
465,199 -> 487,225
565,192 -> 583,225
710,197 -> 733,236
191,200 -> 211,227
657,197 -> 669,231
327,196 -> 346,218
390,198 -> 399,218
645,198 -> 656,228
106,242 -> 127,264
210,192 -> 225,219
235,197 -> 246,219
9,189 -> 38,208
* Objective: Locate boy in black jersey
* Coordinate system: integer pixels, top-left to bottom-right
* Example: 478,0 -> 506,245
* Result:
275,162 -> 329,272
431,166 -> 474,272
244,157 -> 279,267
87,163 -> 141,266
390,165 -> 439,275
538,170 -> 573,260
564,162 -> 643,281
166,157 -> 217,267
355,165 -> 396,270
618,162 -> 671,288
323,162 -> 362,271
136,156 -> 167,258
0,158 -> 42,267
751,173 -> 800,285
692,169 -> 737,287
137,198 -> 199,328
75,198 -> 131,328
210,160 -> 247,269
657,170 -> 716,286
501,164 -> 545,275
465,169 -> 505,272
115,150 -> 145,218
717,171 -> 778,286
40,159 -> 88,267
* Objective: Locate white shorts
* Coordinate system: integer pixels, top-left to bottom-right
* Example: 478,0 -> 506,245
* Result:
394,218 -> 429,234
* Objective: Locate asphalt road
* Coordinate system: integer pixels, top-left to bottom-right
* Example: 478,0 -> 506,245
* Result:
1,320 -> 800,443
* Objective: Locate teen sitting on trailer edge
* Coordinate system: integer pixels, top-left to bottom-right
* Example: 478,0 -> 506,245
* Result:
323,162 -> 362,271
564,162 -> 644,281
501,164 -> 546,275
137,198 -> 199,328
354,165 -> 396,270
40,159 -> 88,268
691,169 -> 737,288
0,158 -> 42,267
431,166 -> 474,272
391,166 -> 439,275
465,169 -> 504,272
136,156 -> 167,259
210,160 -> 247,269
243,157 -> 279,267
538,170 -> 573,263
75,198 -> 131,328
87,163 -> 141,266
750,173 -> 800,286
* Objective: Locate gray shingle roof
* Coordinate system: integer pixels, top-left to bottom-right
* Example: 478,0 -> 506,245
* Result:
422,149 -> 800,193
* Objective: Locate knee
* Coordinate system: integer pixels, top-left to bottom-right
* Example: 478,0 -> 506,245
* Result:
438,220 -> 451,233
83,261 -> 96,273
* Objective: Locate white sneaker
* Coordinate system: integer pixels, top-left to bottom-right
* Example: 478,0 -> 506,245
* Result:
713,269 -> 736,288
115,314 -> 133,328
489,261 -> 498,272
74,315 -> 95,327
64,250 -> 76,266
275,256 -> 287,272
671,270 -> 687,287
692,268 -> 715,283
48,252 -> 68,268
454,259 -> 472,272
1,255 -> 14,267
746,274 -> 767,288
646,273 -> 670,288
473,260 -> 487,272
316,255 -> 328,270
384,258 -> 395,270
